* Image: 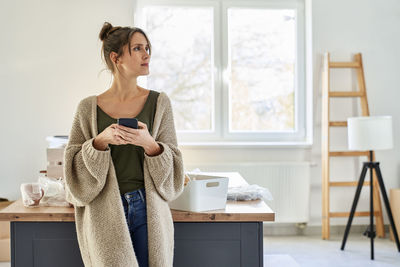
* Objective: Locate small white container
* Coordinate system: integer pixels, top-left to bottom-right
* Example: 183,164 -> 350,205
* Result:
168,173 -> 229,212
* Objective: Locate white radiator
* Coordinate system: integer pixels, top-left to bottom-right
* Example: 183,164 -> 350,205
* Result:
184,162 -> 311,223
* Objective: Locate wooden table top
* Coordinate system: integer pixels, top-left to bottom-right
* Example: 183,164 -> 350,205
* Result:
0,172 -> 274,222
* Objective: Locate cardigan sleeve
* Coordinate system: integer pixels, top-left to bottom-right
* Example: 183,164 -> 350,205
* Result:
63,100 -> 111,207
144,94 -> 185,202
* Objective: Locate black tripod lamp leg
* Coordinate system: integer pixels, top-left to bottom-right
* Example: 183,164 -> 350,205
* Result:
341,163 -> 369,250
370,165 -> 374,260
374,164 -> 400,252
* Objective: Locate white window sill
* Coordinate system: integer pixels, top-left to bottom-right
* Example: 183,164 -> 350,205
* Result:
178,140 -> 313,149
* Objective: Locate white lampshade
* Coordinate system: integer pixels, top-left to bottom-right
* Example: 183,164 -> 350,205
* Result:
347,116 -> 393,151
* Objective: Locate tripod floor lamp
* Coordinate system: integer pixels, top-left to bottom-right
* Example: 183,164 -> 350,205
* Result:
341,116 -> 400,260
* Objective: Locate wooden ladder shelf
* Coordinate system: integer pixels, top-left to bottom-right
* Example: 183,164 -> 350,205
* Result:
321,52 -> 385,240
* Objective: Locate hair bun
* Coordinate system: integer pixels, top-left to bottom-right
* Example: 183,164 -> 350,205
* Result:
99,22 -> 114,41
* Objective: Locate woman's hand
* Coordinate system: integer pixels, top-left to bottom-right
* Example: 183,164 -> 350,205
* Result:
93,123 -> 128,150
115,121 -> 163,156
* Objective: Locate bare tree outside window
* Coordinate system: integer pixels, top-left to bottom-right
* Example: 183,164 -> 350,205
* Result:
138,2 -> 305,143
228,8 -> 296,132
144,6 -> 214,131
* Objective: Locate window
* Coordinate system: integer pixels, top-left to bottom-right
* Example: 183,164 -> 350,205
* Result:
135,0 -> 310,145
139,5 -> 214,132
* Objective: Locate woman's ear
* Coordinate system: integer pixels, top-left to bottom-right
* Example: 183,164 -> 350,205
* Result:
109,52 -> 119,65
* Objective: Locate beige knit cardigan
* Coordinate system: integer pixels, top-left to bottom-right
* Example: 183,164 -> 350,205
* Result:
63,92 -> 185,267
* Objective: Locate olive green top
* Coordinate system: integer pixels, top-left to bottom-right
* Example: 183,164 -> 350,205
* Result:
96,90 -> 160,195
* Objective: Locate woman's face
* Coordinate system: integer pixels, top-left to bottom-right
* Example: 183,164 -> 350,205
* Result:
115,32 -> 150,77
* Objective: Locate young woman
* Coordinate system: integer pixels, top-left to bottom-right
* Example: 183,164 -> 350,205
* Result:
63,22 -> 185,267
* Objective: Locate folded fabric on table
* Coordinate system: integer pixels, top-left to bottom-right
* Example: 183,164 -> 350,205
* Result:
227,184 -> 273,201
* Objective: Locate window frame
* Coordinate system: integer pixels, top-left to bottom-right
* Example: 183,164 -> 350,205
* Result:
134,0 -> 312,146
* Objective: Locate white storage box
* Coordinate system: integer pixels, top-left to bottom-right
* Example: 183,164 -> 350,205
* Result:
168,173 -> 229,212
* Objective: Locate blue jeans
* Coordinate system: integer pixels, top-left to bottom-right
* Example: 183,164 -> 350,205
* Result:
121,187 -> 149,267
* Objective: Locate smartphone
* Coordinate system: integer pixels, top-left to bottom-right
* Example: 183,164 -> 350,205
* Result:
117,118 -> 138,129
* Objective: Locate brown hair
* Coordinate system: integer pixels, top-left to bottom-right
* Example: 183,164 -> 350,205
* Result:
99,22 -> 152,74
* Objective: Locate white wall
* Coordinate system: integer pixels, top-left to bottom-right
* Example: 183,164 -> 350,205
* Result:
0,0 -> 134,199
1,0 -> 399,227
